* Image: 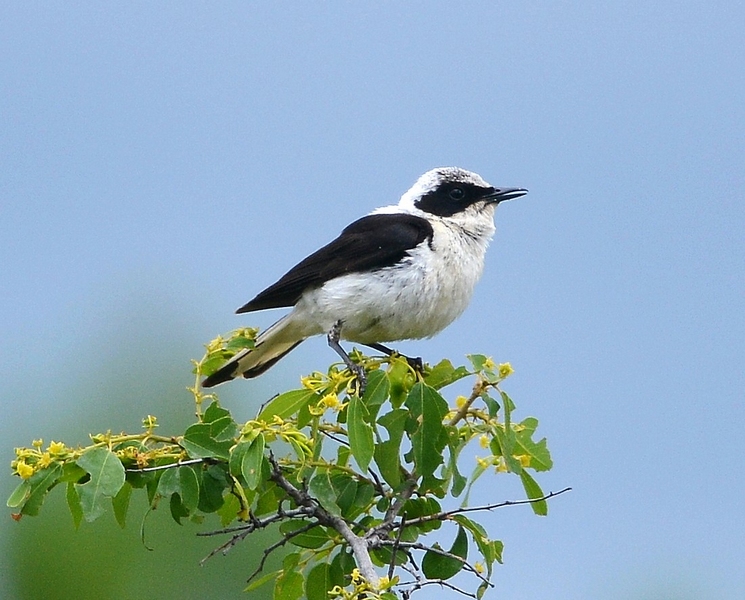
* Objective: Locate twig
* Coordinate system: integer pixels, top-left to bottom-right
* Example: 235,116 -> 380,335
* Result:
396,487 -> 572,528
448,379 -> 488,426
267,451 -> 381,588
246,521 -> 320,583
127,458 -> 206,473
399,577 -> 479,599
381,540 -> 491,586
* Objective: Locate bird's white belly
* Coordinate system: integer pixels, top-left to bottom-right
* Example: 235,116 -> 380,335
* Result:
293,222 -> 490,343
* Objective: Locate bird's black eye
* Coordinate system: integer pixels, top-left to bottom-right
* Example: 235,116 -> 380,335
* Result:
448,187 -> 465,201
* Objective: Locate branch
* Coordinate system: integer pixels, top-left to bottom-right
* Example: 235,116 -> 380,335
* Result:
267,452 -> 381,588
126,458 -> 206,473
448,379 -> 488,426
396,487 -> 572,528
381,540 -> 490,586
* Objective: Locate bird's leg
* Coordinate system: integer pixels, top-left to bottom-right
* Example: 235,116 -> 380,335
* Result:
365,342 -> 424,373
328,320 -> 367,396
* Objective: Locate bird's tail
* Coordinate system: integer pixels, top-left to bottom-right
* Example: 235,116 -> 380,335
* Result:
201,315 -> 306,388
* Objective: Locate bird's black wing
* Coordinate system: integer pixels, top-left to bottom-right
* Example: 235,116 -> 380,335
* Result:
237,213 -> 434,313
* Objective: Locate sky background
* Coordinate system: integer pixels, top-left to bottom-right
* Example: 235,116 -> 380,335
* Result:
1,3 -> 744,599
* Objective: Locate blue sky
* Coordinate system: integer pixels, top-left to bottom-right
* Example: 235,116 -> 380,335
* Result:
2,3 -> 744,599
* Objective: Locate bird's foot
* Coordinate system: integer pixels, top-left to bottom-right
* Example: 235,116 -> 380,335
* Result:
365,342 -> 423,374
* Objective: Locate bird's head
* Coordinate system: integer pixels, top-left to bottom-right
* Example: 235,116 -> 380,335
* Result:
399,167 -> 527,225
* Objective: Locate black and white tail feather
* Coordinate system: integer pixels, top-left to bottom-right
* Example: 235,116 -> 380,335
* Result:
202,167 -> 526,390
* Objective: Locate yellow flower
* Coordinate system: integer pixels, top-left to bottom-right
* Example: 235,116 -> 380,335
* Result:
498,362 -> 514,379
142,415 -> 158,430
476,456 -> 491,469
474,561 -> 485,574
37,452 -> 53,469
48,441 -> 66,455
455,395 -> 468,408
479,434 -> 490,449
321,393 -> 340,410
16,460 -> 34,479
518,454 -> 531,467
32,439 -> 43,448
483,357 -> 496,370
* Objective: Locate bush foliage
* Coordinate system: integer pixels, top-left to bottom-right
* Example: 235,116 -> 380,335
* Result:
8,328 -> 567,599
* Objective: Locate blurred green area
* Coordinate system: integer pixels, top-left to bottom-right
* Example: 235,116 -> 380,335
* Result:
1,298 -> 276,599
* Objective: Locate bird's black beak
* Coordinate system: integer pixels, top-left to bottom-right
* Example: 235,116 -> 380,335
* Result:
484,187 -> 528,203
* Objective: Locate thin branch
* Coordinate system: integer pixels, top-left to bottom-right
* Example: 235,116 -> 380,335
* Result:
396,487 -> 572,528
381,540 -> 490,586
398,577 -> 479,600
126,457 -> 206,473
448,379 -> 488,426
245,521 -> 320,583
196,507 -> 313,537
388,515 -> 406,581
267,451 -> 381,588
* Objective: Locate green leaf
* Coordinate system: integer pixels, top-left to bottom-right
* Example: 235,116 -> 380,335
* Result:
404,383 -> 448,478
241,435 -> 266,490
451,514 -> 501,576
258,389 -> 318,422
19,464 -> 62,516
75,448 -> 125,522
374,408 -> 408,487
306,563 -> 334,600
7,480 -> 30,508
178,465 -> 200,512
181,423 -> 233,460
209,415 -> 239,442
348,395 -> 374,472
309,470 -> 341,517
387,358 -> 411,408
157,468 -> 180,496
66,482 -> 83,529
422,525 -> 468,580
274,569 -> 304,600
112,481 -> 132,528
514,417 -> 553,472
196,465 -> 226,513
362,368 -> 390,421
226,335 -> 255,351
202,401 -> 232,423
245,570 -> 281,592
424,359 -> 471,389
519,469 -> 548,516
467,354 -> 489,372
329,472 -> 358,517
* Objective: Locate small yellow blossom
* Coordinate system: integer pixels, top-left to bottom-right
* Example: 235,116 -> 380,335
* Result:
483,357 -> 496,370
474,561 -> 485,574
47,441 -> 66,455
455,395 -> 468,408
351,568 -> 363,584
205,336 -> 224,353
476,456 -> 491,469
518,454 -> 531,468
16,460 -> 34,479
37,452 -> 53,469
479,434 -> 490,449
498,362 -> 514,379
142,415 -> 158,430
32,439 -> 43,448
320,393 -> 341,410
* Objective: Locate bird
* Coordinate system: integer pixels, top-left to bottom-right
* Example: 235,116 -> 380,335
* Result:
202,167 -> 527,392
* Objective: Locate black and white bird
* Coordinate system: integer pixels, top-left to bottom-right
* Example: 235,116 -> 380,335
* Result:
202,167 -> 526,391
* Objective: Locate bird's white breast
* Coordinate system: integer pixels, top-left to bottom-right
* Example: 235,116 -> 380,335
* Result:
291,207 -> 496,344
